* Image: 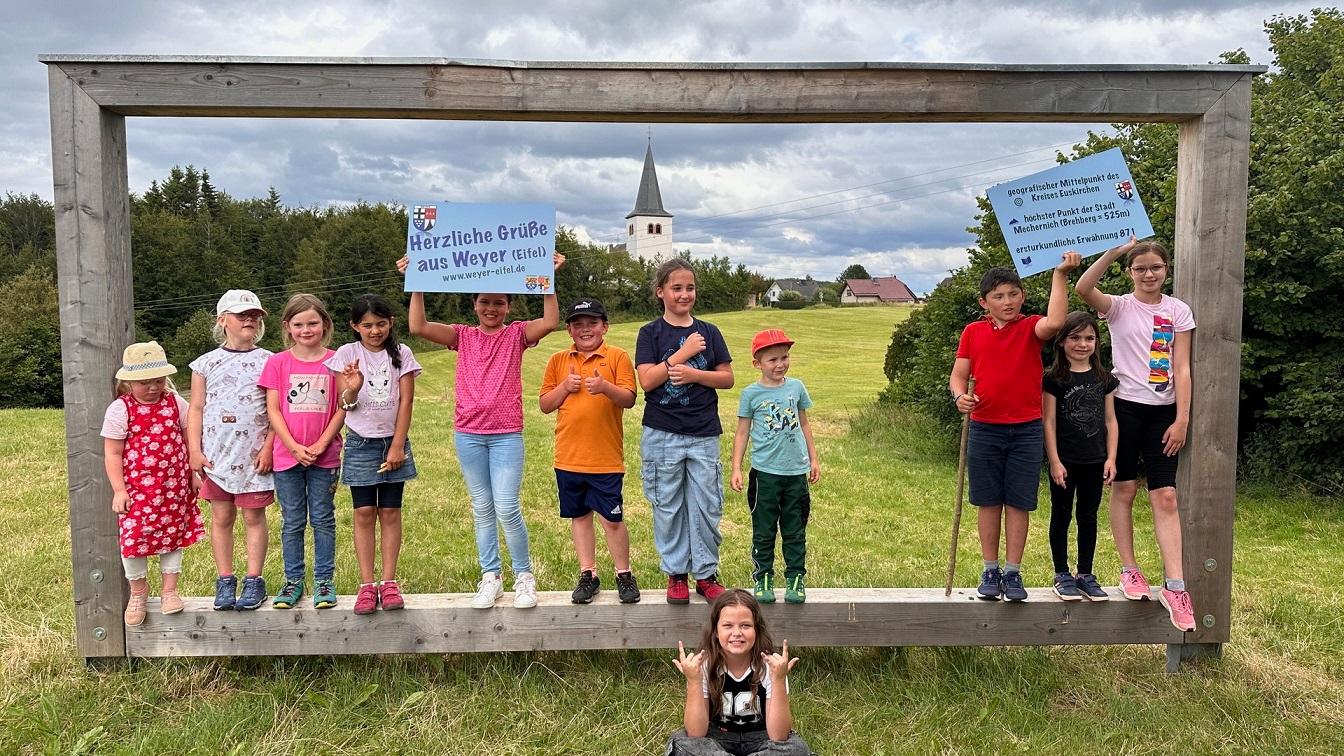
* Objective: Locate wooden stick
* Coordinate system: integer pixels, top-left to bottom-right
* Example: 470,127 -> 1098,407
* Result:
945,377 -> 975,596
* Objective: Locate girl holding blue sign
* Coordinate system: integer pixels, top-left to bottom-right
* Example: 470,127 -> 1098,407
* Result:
1076,238 -> 1196,633
398,253 -> 566,610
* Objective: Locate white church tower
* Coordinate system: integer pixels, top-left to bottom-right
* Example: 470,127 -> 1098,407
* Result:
626,143 -> 673,258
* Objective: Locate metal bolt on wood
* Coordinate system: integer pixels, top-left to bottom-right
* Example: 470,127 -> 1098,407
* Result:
92,627 -> 107,641
1202,615 -> 1216,628
1204,559 -> 1217,572
90,569 -> 104,583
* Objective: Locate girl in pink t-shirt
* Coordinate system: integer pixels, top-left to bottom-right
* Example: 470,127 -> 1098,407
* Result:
258,294 -> 346,611
1076,238 -> 1196,632
397,253 -> 565,610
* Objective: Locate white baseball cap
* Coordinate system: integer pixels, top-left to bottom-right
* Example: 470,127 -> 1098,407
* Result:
216,289 -> 267,316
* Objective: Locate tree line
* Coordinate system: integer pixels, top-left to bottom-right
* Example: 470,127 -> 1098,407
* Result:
0,167 -> 768,408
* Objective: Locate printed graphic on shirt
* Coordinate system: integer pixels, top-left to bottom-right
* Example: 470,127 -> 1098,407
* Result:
363,360 -> 393,408
1062,382 -> 1105,437
720,691 -> 763,727
1147,315 -> 1175,393
659,337 -> 708,407
286,373 -> 331,412
759,397 -> 800,435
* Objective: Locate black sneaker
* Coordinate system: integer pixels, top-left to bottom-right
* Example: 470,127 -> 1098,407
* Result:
571,570 -> 600,604
1002,571 -> 1028,602
615,571 -> 641,604
977,567 -> 1003,600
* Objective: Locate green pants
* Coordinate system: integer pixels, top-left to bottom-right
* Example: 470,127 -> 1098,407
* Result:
746,469 -> 810,581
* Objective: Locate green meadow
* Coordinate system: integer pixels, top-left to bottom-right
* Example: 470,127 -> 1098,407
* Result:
0,307 -> 1340,754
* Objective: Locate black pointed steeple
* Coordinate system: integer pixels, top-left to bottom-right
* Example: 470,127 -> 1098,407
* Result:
626,144 -> 673,219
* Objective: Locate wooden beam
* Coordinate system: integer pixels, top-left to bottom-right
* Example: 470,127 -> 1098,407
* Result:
47,60 -> 1259,123
126,588 -> 1187,657
1173,75 -> 1252,645
48,65 -> 134,660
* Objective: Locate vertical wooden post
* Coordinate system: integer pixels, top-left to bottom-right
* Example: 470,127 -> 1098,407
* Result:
1171,75 -> 1252,659
48,66 -> 134,661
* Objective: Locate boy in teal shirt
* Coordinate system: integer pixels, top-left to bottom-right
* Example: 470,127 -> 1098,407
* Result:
731,329 -> 821,604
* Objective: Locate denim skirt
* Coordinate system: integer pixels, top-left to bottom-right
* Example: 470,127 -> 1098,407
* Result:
342,428 -> 418,487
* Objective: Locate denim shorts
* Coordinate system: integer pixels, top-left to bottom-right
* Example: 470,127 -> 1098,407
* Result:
967,419 -> 1043,511
342,428 -> 417,487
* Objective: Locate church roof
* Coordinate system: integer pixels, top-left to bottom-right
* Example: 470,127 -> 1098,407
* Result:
626,144 -> 673,219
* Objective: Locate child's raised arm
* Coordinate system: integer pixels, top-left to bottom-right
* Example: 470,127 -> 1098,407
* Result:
397,255 -> 459,348
762,639 -> 799,742
523,253 -> 566,344
1075,237 -> 1137,315
1035,252 -> 1081,341
673,641 -> 709,737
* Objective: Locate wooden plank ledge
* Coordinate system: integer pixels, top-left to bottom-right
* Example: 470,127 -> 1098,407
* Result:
126,587 -> 1187,657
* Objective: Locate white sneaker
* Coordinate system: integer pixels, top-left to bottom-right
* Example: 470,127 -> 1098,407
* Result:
513,572 -> 538,609
472,572 -> 503,609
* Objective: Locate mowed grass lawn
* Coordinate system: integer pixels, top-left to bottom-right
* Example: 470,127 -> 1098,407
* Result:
1,306 -> 1341,754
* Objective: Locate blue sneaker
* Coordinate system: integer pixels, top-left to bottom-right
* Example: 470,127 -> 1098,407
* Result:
237,575 -> 267,610
1074,573 -> 1110,601
1053,572 -> 1083,601
213,575 -> 237,611
1002,571 -> 1028,602
977,567 -> 1003,600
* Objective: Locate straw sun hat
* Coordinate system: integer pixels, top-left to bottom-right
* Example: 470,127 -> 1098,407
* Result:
115,341 -> 178,381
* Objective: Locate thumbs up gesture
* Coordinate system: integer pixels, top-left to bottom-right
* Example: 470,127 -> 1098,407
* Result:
563,366 -> 582,393
584,369 -> 607,395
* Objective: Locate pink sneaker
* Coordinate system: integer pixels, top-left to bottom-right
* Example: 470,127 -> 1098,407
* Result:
353,583 -> 379,615
379,580 -> 404,611
1119,568 -> 1152,601
1159,588 -> 1196,631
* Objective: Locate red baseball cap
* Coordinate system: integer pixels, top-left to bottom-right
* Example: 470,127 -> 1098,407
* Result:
751,329 -> 795,356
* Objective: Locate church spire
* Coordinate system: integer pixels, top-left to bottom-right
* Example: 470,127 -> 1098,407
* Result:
626,143 -> 673,219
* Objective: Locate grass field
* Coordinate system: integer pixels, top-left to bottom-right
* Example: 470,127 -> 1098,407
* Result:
0,306 -> 1341,754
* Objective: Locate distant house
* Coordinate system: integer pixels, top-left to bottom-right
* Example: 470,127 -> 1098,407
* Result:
840,276 -> 919,304
764,277 -> 824,305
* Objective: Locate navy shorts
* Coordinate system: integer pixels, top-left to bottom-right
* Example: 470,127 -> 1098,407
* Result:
967,419 -> 1043,511
342,429 -> 417,487
556,469 -> 625,522
1114,398 -> 1179,490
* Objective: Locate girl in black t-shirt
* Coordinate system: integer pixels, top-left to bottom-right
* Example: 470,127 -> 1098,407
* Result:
1043,311 -> 1119,602
668,590 -> 811,756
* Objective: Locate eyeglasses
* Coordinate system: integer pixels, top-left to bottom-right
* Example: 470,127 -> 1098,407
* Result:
228,311 -> 264,321
1130,264 -> 1168,277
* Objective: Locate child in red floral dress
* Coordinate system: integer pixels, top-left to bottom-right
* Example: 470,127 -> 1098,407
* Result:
101,341 -> 205,626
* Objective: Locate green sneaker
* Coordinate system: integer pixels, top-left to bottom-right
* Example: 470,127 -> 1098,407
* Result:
785,574 -> 806,604
753,574 -> 775,604
313,580 -> 338,609
273,579 -> 304,609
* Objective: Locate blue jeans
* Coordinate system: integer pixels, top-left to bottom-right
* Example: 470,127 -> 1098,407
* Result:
455,431 -> 531,575
641,427 -> 724,577
273,465 -> 339,582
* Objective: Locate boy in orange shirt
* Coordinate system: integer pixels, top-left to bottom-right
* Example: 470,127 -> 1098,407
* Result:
540,299 -> 642,603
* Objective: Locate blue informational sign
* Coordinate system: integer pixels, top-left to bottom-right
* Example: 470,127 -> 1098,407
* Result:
403,202 -> 556,294
986,148 -> 1155,278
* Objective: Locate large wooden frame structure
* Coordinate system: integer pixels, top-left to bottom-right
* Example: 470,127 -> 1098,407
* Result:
43,56 -> 1260,670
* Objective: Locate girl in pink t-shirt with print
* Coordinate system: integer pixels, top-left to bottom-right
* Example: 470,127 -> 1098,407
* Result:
397,252 -> 565,609
258,294 -> 346,611
1076,237 -> 1196,632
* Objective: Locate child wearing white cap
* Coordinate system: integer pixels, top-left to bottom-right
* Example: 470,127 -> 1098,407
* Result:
101,341 -> 205,626
187,290 -> 276,612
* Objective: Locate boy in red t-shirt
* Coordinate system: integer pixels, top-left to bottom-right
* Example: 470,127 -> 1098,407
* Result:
949,254 -> 1079,601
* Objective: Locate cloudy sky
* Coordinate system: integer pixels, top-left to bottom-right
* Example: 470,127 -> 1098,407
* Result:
1,1 -> 1311,293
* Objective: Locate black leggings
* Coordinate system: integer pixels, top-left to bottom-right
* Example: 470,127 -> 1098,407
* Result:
1048,461 -> 1104,575
351,481 -> 405,509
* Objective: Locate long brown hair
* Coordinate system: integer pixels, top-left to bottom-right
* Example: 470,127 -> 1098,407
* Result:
698,589 -> 775,722
1046,310 -> 1110,386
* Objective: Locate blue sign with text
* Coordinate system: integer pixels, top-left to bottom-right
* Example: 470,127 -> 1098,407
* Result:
986,148 -> 1154,278
404,202 -> 555,294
